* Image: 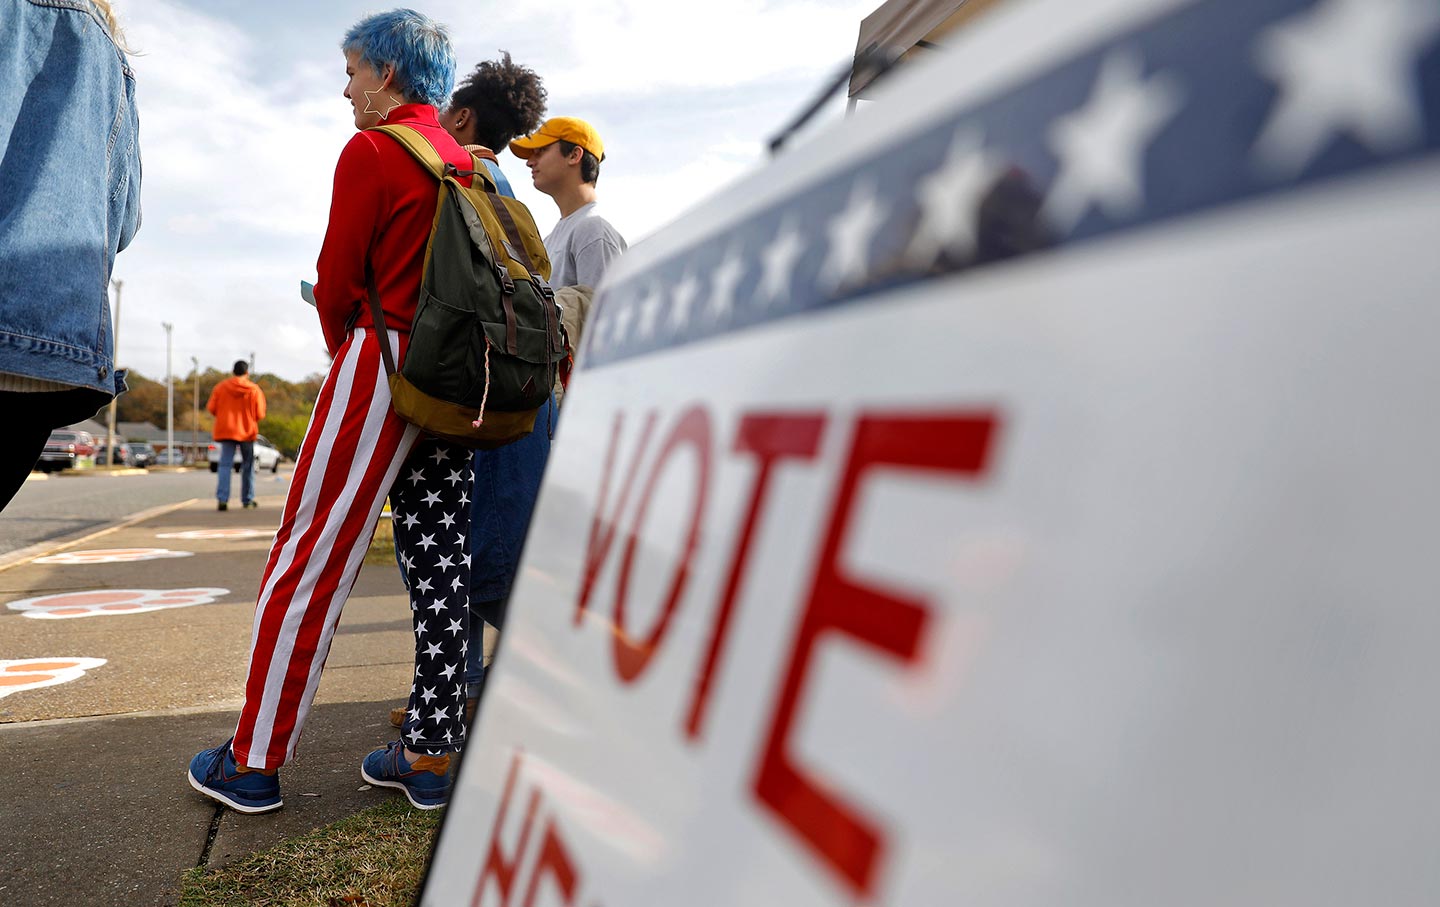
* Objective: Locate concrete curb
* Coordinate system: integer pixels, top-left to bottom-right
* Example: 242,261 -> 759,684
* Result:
0,701 -> 246,732
52,468 -> 150,477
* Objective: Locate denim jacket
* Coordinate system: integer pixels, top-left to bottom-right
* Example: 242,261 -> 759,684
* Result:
0,0 -> 142,399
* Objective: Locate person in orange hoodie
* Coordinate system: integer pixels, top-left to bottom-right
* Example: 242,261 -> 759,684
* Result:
206,360 -> 267,511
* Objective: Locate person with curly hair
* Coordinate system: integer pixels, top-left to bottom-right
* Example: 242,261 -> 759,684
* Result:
401,54 -> 554,730
440,52 -> 547,196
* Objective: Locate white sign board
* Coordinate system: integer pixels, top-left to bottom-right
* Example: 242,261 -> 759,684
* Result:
425,0 -> 1440,903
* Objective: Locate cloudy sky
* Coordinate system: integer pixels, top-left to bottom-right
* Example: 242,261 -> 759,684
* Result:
110,0 -> 875,382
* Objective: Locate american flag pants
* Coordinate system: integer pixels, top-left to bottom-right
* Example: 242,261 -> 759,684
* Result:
231,328 -> 472,769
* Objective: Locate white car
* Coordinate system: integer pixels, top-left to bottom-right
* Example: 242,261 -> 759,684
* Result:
207,434 -> 282,473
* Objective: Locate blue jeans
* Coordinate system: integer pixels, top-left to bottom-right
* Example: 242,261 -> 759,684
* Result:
467,395 -> 553,603
216,439 -> 255,505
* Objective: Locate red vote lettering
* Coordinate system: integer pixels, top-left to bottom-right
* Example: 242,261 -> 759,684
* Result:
473,751 -> 543,907
521,819 -> 581,907
612,406 -> 712,682
684,412 -> 826,741
575,411 -> 658,626
752,412 -> 999,897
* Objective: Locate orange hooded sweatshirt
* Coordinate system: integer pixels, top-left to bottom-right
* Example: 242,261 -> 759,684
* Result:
207,375 -> 266,442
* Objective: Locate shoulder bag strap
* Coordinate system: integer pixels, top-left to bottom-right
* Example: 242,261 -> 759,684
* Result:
368,124 -> 448,179
365,265 -> 397,376
483,195 -> 540,277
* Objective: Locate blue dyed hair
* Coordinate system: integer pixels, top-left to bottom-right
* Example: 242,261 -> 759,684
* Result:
342,9 -> 455,109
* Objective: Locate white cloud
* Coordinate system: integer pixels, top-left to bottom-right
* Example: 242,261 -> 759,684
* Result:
106,0 -> 874,381
437,0 -> 872,99
129,3 -> 345,240
602,140 -> 764,242
116,1 -> 352,381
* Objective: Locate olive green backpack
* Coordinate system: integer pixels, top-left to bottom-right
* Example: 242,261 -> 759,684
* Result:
365,124 -> 564,448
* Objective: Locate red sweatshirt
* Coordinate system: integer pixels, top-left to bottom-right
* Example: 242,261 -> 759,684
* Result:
313,104 -> 474,357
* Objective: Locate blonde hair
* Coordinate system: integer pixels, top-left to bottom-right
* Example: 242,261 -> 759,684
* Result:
89,0 -> 124,43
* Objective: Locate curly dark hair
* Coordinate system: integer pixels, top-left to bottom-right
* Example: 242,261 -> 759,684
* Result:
450,52 -> 547,152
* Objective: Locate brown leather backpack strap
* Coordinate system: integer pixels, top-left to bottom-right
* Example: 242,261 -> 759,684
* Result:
541,285 -> 563,359
484,194 -> 541,279
482,195 -> 564,358
365,266 -> 397,376
499,293 -> 519,355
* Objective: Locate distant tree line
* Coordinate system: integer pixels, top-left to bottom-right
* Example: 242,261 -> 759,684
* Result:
113,369 -> 323,459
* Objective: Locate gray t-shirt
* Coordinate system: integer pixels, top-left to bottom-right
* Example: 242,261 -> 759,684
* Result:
543,202 -> 627,289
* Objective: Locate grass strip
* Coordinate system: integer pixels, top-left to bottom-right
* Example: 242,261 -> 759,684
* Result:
364,515 -> 396,566
178,799 -> 441,907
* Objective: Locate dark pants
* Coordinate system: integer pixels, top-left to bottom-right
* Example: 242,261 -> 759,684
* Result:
0,388 -> 111,512
0,395 -> 53,512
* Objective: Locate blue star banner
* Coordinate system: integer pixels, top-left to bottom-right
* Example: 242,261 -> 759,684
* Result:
582,0 -> 1440,369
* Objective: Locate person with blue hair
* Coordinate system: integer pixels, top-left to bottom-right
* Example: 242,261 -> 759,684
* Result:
189,8 -> 479,814
340,7 -> 455,110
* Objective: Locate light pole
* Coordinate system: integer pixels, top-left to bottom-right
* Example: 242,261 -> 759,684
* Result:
190,355 -> 200,463
163,322 -> 174,463
104,280 -> 123,467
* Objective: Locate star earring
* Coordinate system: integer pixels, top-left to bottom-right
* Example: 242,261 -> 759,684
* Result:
363,88 -> 403,120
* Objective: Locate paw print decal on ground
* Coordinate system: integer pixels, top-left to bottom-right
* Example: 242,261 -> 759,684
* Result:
0,658 -> 107,698
155,529 -> 274,541
34,548 -> 195,565
5,588 -> 230,620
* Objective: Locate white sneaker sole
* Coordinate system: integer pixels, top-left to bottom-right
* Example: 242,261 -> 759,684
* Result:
187,768 -> 283,814
360,765 -> 447,810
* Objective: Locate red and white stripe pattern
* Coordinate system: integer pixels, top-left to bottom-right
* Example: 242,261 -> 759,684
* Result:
233,328 -> 419,769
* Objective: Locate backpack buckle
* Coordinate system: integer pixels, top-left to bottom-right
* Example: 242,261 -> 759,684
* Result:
495,264 -> 515,294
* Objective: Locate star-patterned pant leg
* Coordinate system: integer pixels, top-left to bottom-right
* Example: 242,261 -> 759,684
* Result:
388,437 -> 473,755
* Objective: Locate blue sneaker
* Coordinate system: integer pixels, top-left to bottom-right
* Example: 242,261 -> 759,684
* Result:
188,739 -> 283,814
360,741 -> 450,810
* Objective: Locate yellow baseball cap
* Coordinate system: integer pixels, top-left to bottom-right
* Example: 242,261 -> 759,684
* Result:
509,117 -> 606,161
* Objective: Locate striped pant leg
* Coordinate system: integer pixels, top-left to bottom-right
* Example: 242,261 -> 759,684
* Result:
389,438 -> 473,754
232,328 -> 420,770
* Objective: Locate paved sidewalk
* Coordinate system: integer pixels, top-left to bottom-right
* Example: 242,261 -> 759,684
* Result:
0,494 -> 417,907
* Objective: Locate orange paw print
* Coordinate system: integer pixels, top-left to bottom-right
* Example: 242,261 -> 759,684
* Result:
5,588 -> 230,620
0,658 -> 107,698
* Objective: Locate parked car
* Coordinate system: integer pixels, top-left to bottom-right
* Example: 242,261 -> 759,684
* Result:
95,441 -> 133,466
153,449 -> 189,466
35,429 -> 97,472
128,441 -> 157,468
208,434 -> 282,473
